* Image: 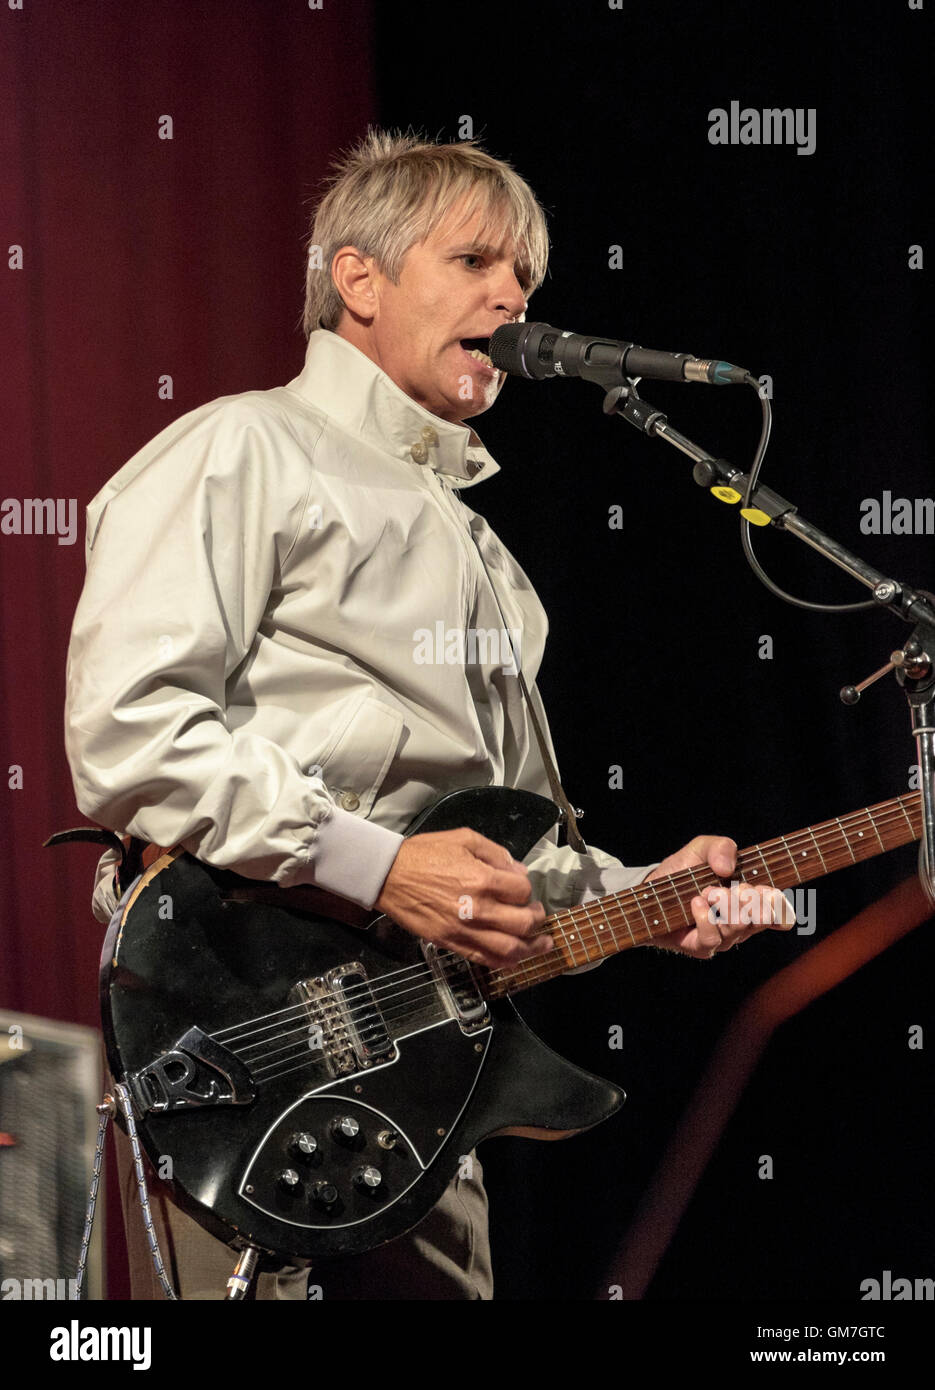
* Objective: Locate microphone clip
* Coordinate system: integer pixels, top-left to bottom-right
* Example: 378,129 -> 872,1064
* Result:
601,380 -> 667,437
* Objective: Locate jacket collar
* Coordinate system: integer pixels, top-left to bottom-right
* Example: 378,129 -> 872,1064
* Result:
285,330 -> 501,490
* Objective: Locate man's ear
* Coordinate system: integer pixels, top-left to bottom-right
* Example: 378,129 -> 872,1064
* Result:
331,245 -> 381,321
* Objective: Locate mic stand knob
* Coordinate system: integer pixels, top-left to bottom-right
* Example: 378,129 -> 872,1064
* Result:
839,643 -> 928,705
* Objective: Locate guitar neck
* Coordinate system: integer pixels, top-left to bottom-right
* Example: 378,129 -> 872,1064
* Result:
485,791 -> 922,999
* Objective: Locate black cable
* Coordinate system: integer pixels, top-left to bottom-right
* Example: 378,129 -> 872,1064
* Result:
739,374 -> 878,614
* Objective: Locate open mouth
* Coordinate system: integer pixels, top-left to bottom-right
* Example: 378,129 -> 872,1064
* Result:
460,337 -> 495,369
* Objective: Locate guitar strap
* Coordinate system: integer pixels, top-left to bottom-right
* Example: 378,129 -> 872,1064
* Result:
466,525 -> 588,855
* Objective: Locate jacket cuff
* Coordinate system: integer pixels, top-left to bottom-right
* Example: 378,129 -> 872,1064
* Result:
303,807 -> 405,909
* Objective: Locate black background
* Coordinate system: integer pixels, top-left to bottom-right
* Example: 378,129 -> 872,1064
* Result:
375,0 -> 933,1300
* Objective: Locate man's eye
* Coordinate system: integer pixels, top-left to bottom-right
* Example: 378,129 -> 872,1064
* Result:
461,254 -> 483,269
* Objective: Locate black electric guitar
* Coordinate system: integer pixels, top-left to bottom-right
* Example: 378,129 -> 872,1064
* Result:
94,785 -> 921,1265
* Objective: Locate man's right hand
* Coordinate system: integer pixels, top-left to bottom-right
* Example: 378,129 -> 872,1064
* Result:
374,828 -> 553,968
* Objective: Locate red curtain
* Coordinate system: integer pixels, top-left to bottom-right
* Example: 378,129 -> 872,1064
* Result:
1,0 -> 374,1295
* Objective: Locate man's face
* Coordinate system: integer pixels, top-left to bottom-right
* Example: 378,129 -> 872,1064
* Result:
343,200 -> 532,423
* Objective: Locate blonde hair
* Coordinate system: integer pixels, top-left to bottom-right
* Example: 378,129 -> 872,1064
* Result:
302,128 -> 549,337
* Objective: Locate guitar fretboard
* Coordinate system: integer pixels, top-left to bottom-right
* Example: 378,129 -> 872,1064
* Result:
485,791 -> 922,999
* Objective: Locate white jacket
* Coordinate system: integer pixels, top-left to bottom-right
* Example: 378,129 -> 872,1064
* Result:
65,330 -> 649,926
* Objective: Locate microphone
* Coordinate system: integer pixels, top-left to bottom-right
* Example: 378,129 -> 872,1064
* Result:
488,322 -> 749,387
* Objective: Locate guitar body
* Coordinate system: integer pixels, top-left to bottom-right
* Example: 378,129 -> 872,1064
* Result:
100,787 -> 625,1265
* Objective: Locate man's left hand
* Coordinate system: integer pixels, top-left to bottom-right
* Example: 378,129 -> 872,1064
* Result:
644,834 -> 796,959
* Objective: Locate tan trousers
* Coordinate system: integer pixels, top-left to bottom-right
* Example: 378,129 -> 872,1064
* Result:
113,1125 -> 493,1300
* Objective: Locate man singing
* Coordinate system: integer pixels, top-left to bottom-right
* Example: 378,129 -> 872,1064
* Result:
65,130 -> 793,1300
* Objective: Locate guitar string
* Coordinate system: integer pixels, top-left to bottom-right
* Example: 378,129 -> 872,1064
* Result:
215,964 -> 460,1048
233,800 -> 916,1078
221,954 -> 487,1060
211,800 -> 919,1066
492,802 -> 920,992
302,803 -> 920,1015
229,797 -> 920,1065
237,978 -> 448,1068
238,972 -> 484,1071
245,981 -> 501,1081
227,797 -> 912,1047
214,799 -> 921,1063
240,806 -> 916,1084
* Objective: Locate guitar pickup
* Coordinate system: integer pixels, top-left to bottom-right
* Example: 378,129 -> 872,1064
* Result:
423,945 -> 489,1032
325,962 -> 396,1069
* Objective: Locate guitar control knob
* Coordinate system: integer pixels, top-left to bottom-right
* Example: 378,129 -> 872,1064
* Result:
377,1129 -> 398,1150
311,1180 -> 339,1209
290,1132 -> 318,1159
354,1165 -> 382,1191
331,1115 -> 360,1143
278,1168 -> 301,1192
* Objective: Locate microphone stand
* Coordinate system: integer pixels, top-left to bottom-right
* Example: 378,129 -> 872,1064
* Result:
601,380 -> 935,905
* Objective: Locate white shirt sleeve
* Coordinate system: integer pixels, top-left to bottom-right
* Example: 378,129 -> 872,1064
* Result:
65,398 -> 403,917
